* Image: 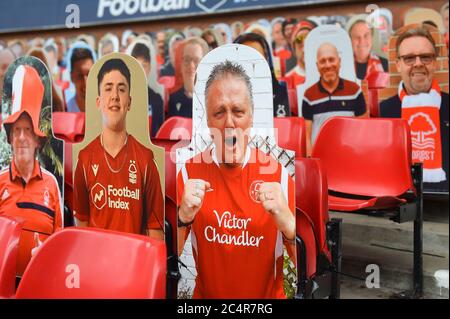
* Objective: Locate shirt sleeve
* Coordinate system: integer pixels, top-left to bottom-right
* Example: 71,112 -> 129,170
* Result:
302,95 -> 313,120
145,158 -> 164,231
73,153 -> 90,222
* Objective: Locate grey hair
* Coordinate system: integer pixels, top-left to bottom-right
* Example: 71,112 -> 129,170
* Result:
205,60 -> 254,111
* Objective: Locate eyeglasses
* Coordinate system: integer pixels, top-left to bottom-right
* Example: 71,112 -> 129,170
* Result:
398,54 -> 436,66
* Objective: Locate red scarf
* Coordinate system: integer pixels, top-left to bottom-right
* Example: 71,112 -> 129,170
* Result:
399,80 -> 446,183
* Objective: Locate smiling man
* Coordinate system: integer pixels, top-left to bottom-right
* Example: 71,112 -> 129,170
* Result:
380,25 -> 449,192
347,16 -> 388,80
177,60 -> 295,299
0,65 -> 63,277
73,58 -> 164,239
302,42 -> 366,156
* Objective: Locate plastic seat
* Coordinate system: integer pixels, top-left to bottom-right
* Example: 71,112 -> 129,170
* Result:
295,158 -> 330,260
311,116 -> 424,297
16,228 -> 166,299
294,158 -> 342,299
312,117 -> 414,211
155,116 -> 192,140
366,72 -> 389,117
0,216 -> 22,298
52,112 -> 85,143
274,117 -> 306,158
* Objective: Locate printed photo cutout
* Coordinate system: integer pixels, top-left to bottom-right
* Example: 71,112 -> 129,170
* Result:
379,23 -> 449,194
176,44 -> 297,299
0,56 -> 64,276
299,24 -> 367,155
126,35 -> 166,137
72,53 -> 165,239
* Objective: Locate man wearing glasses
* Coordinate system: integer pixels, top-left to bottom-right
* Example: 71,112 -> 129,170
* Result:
380,25 -> 448,192
168,37 -> 209,118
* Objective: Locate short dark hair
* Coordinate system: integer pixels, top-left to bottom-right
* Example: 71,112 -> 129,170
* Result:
396,25 -> 438,56
70,48 -> 93,73
282,18 -> 298,36
205,60 -> 253,111
97,58 -> 131,94
131,43 -> 150,62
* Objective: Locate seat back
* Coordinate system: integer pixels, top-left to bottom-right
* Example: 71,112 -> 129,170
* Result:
295,158 -> 330,258
152,138 -> 190,153
312,117 -> 413,197
366,72 -> 389,117
52,112 -> 85,143
155,116 -> 192,140
16,228 -> 166,299
0,216 -> 22,298
274,117 -> 306,158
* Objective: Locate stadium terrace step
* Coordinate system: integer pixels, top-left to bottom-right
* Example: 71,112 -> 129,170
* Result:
331,209 -> 449,299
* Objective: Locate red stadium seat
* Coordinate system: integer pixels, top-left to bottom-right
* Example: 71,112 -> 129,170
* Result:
52,112 -> 85,143
156,116 -> 192,140
16,228 -> 166,299
366,72 -> 389,117
153,139 -> 190,153
295,158 -> 330,260
312,117 -> 414,210
311,117 -> 424,297
295,158 -> 341,299
274,117 -> 306,158
0,216 -> 22,298
288,89 -> 298,116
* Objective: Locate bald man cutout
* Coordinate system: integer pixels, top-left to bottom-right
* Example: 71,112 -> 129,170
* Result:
302,42 -> 366,155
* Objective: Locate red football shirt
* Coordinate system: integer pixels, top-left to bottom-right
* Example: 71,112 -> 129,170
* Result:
74,134 -> 164,234
0,159 -> 63,275
177,147 -> 295,299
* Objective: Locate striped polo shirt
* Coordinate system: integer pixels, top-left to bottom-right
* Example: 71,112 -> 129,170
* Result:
302,78 -> 366,145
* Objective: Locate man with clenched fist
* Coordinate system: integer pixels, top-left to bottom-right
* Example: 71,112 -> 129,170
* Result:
177,60 -> 295,299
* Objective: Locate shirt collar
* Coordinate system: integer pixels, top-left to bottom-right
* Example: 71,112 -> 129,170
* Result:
10,158 -> 42,182
318,77 -> 344,95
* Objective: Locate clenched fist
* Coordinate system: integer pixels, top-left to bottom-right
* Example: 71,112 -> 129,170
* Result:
178,179 -> 211,225
258,182 -> 295,241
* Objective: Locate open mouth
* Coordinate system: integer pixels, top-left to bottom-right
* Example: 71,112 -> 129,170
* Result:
224,136 -> 237,147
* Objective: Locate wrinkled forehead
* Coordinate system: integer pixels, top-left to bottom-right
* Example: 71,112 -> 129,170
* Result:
398,36 -> 435,55
205,74 -> 251,107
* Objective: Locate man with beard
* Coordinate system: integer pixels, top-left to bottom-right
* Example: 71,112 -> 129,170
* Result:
177,60 -> 295,299
380,25 -> 448,192
302,42 -> 366,155
73,58 -> 164,239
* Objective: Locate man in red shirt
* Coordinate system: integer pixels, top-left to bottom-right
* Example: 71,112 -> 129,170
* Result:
73,58 -> 164,239
0,64 -> 63,276
177,60 -> 295,299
